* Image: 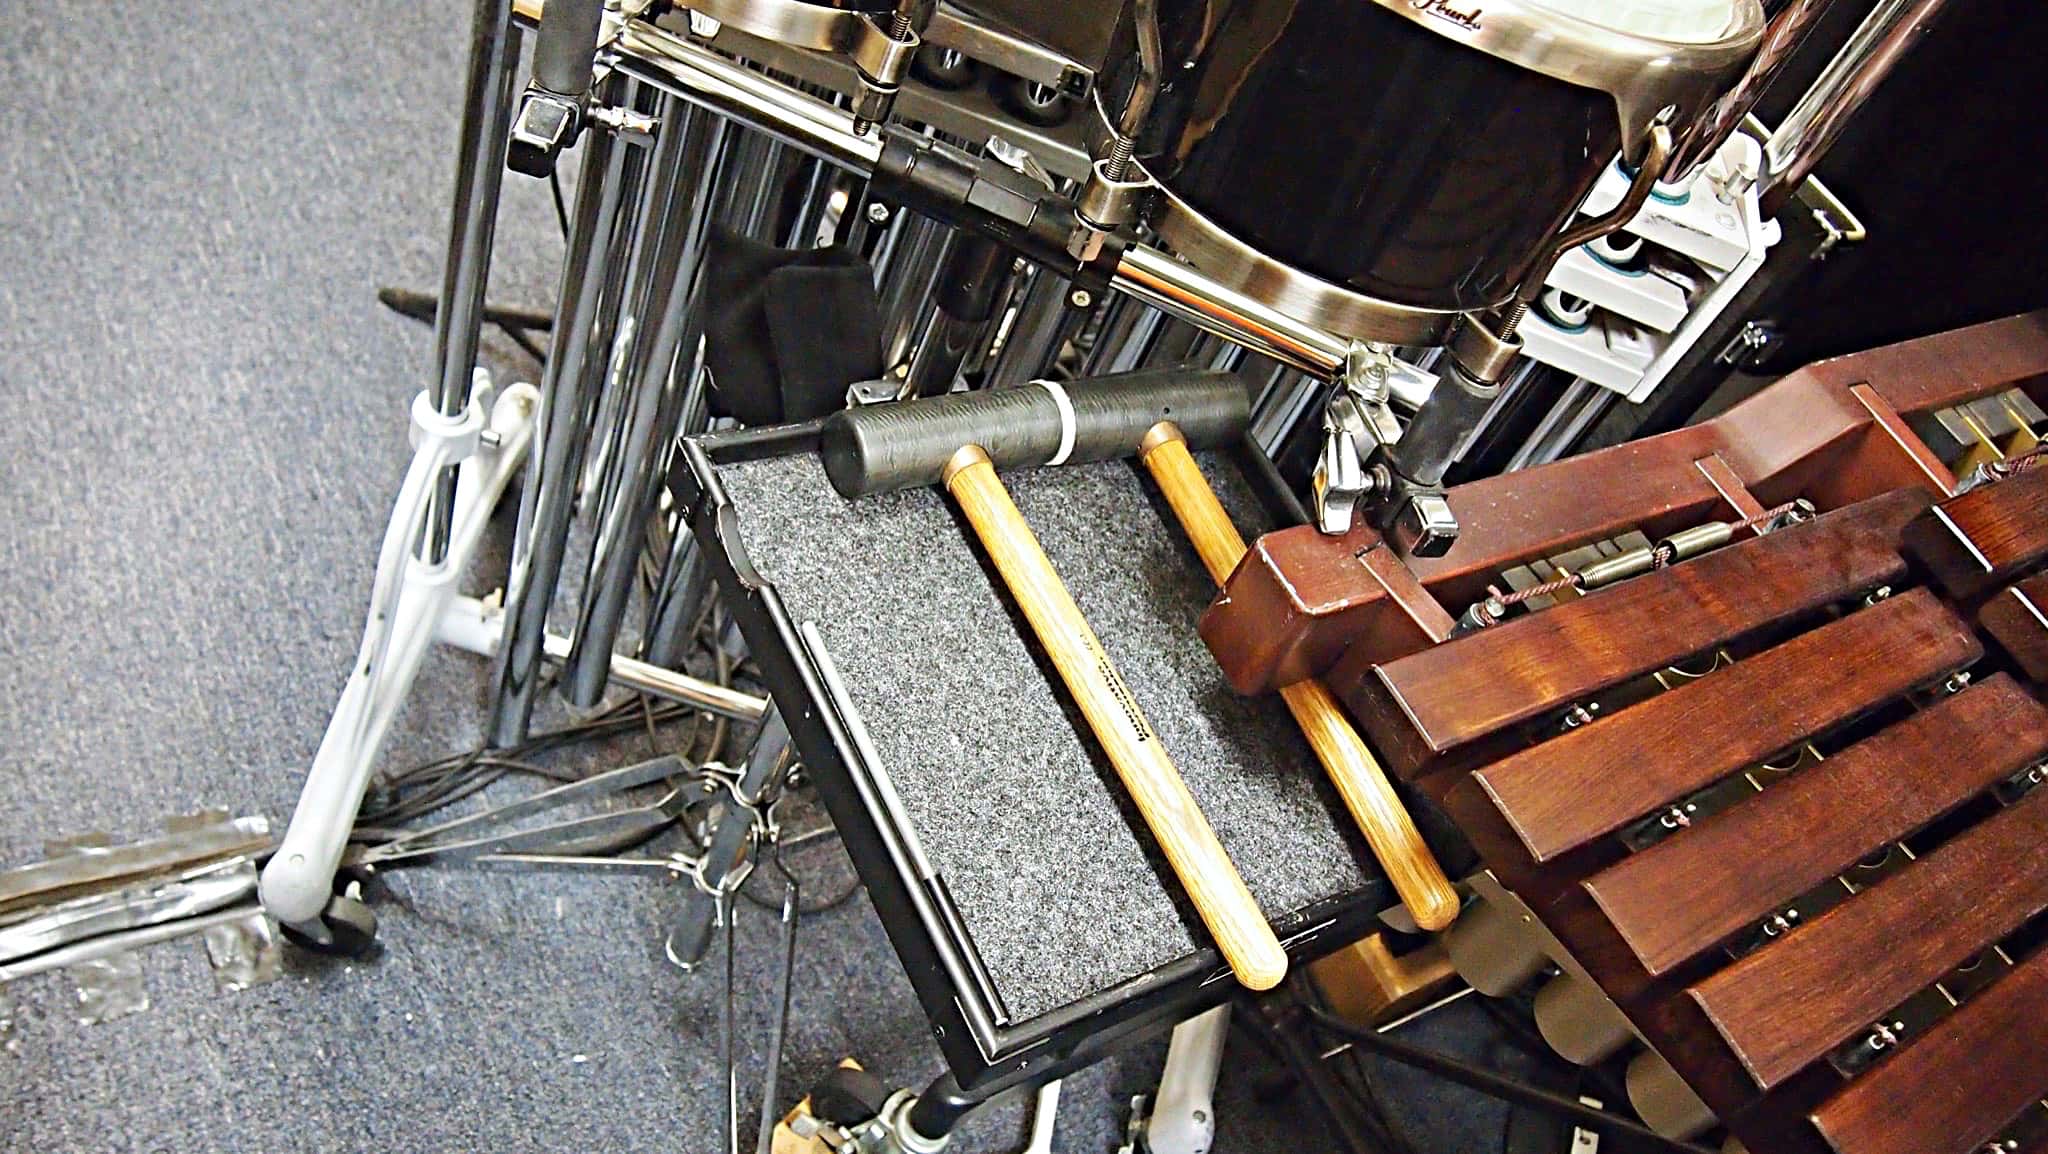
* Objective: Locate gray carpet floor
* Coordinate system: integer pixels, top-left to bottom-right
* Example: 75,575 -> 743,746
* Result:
0,3 -> 1520,1151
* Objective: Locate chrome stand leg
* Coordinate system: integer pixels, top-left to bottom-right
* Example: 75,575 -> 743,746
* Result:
488,87 -> 630,747
423,0 -> 522,565
562,91 -> 704,706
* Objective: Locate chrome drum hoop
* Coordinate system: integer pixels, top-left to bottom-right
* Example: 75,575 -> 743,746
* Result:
1145,177 -> 1465,347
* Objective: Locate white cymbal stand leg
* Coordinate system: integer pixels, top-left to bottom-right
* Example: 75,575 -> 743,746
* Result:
259,374 -> 537,940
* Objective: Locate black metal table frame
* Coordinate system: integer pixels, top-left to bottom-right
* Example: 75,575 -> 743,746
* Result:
669,420 -> 1388,1108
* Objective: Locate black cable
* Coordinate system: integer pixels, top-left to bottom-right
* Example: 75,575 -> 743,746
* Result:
357,695 -> 697,828
498,321 -> 549,364
549,166 -> 571,239
1297,974 -> 1421,1154
1303,1008 -> 1717,1154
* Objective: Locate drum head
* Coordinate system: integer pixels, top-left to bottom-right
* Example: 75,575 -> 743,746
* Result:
1526,0 -> 1757,43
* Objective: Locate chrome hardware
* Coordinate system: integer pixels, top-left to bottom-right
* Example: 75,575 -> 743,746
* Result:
1311,344 -> 1407,534
1390,491 -> 1460,559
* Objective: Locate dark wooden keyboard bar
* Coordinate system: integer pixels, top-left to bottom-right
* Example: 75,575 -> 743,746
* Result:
1345,490 -> 1925,777
1473,588 -> 1982,864
1904,466 -> 2048,599
1689,783 -> 2048,1090
1809,944 -> 2048,1154
1583,674 -> 2048,976
1981,572 -> 2048,683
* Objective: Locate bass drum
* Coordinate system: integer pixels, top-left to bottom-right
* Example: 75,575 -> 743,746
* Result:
1105,0 -> 1765,341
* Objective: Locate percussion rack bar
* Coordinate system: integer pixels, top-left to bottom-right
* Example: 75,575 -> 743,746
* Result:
563,86 -> 708,707
512,1 -> 1354,383
488,83 -> 631,747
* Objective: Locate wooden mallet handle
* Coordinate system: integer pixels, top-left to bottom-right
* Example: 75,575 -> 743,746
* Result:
943,445 -> 1289,990
1138,424 -> 1461,932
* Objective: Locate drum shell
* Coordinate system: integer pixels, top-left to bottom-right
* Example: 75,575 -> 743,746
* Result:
1120,0 -> 1625,314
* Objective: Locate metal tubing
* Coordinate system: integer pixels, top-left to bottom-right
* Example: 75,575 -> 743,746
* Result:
1389,362 -> 1499,487
612,18 -> 885,172
639,380 -> 717,669
488,95 -> 628,747
877,211 -> 950,372
563,90 -> 704,706
984,267 -> 1077,388
576,84 -> 657,503
739,139 -> 798,240
1115,246 -> 1347,379
906,233 -> 1011,396
426,0 -> 523,564
1664,0 -> 1839,181
531,0 -> 604,98
1761,0 -> 1952,217
446,595 -> 768,719
632,106 -> 730,674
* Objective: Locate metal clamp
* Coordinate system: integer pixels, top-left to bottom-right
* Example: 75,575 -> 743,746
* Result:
849,17 -> 920,130
677,0 -> 925,132
1311,344 -> 1407,535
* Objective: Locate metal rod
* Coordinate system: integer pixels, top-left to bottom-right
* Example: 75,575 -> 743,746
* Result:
754,874 -> 799,1154
489,89 -> 630,747
984,266 -> 1077,388
633,109 -> 731,674
576,81 -> 657,504
877,211 -> 950,372
541,632 -> 764,719
612,17 -> 885,172
563,89 -> 704,706
721,888 -> 741,1154
1664,0 -> 1838,181
1115,246 -> 1347,379
449,594 -> 768,719
425,0 -> 523,564
1301,1007 -> 1719,1154
1761,0 -> 1952,217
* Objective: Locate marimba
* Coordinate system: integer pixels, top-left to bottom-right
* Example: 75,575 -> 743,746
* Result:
1203,311 -> 2048,1154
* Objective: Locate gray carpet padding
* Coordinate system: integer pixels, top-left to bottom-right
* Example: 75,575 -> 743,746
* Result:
716,451 -> 1381,1020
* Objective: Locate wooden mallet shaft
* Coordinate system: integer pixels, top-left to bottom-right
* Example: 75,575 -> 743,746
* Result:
942,444 -> 1289,990
1138,423 -> 1461,932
